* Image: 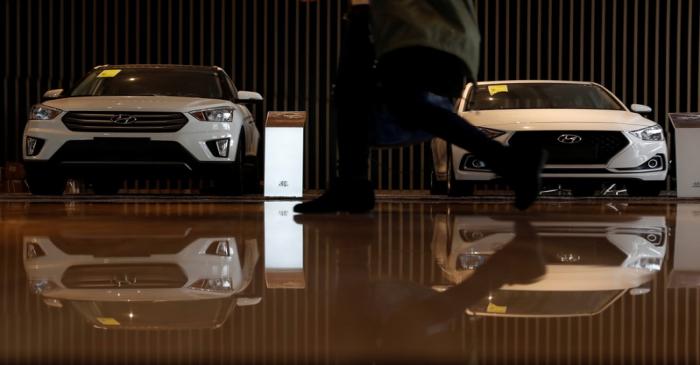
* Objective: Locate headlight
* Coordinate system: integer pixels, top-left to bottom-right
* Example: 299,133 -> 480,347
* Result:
190,107 -> 234,123
630,125 -> 664,141
29,104 -> 62,120
477,127 -> 506,139
188,278 -> 234,292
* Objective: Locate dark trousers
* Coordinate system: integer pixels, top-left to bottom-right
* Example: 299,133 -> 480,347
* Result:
333,6 -> 509,183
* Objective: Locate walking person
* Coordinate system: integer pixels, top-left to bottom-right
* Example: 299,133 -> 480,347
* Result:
295,0 -> 546,214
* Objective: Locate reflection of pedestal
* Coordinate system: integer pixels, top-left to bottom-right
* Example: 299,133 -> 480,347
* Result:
669,204 -> 700,288
670,113 -> 700,197
264,201 -> 305,289
264,111 -> 306,198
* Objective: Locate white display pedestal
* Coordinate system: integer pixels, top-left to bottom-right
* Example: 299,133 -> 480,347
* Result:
264,111 -> 307,198
263,201 -> 305,289
670,113 -> 700,197
669,204 -> 700,288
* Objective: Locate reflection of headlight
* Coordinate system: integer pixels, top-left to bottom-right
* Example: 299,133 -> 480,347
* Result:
190,107 -> 234,123
29,104 -> 62,120
630,125 -> 664,141
628,257 -> 663,271
188,278 -> 234,292
29,280 -> 58,294
457,253 -> 488,270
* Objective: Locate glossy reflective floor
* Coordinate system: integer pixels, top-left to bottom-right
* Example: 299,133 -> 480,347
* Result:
0,198 -> 697,364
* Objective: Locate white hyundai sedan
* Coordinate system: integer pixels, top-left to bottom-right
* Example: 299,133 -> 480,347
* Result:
23,64 -> 262,195
432,81 -> 668,196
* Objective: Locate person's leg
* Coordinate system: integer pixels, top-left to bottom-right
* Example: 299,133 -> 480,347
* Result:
377,47 -> 546,210
294,6 -> 375,214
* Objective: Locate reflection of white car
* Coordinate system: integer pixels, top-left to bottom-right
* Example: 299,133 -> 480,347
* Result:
23,223 -> 260,330
431,208 -> 667,317
23,64 -> 262,195
432,81 -> 668,197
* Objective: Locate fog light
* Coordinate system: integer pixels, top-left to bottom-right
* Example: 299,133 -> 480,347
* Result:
26,137 -> 45,156
461,155 -> 489,171
647,157 -> 660,169
26,243 -> 46,259
206,138 -> 230,158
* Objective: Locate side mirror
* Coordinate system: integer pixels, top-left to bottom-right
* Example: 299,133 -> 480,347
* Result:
42,89 -> 64,101
630,103 -> 652,114
237,91 -> 263,104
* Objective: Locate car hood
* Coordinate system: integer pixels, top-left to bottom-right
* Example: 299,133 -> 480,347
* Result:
460,109 -> 656,131
44,96 -> 233,113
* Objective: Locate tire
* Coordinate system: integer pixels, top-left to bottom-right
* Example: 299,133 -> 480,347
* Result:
211,132 -> 244,196
25,167 -> 65,195
446,147 -> 474,197
430,171 -> 447,195
626,181 -> 664,197
242,155 -> 260,194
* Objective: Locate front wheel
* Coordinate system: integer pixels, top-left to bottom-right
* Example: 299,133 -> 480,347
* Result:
446,147 -> 474,197
209,134 -> 244,196
626,181 -> 664,197
25,167 -> 65,195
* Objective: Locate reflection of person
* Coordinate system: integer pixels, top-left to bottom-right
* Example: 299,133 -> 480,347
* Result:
295,0 -> 546,214
295,214 -> 545,363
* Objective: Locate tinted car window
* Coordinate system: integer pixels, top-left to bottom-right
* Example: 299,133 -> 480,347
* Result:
71,68 -> 227,99
466,83 -> 624,111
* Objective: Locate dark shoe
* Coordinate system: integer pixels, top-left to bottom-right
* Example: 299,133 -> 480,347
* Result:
293,179 -> 375,214
508,147 -> 547,211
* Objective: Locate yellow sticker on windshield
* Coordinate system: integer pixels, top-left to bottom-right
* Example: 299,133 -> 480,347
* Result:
96,317 -> 121,326
97,69 -> 122,78
486,303 -> 508,314
488,85 -> 509,96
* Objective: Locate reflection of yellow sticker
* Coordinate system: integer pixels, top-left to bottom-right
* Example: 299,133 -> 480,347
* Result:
97,69 -> 122,78
96,317 -> 120,326
488,85 -> 509,96
486,303 -> 507,314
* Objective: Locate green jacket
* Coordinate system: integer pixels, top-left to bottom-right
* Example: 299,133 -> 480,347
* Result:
370,0 -> 481,81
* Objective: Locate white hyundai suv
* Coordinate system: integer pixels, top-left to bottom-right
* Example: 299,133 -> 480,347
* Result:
432,81 -> 669,197
23,64 -> 262,195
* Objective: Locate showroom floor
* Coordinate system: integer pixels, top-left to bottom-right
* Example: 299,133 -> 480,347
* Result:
0,196 -> 697,364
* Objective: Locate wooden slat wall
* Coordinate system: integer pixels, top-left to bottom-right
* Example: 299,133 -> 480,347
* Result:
1,0 -> 699,191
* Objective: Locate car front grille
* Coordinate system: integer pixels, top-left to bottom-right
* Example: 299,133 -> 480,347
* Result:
62,264 -> 188,289
62,111 -> 188,132
52,139 -> 195,164
508,131 -> 629,164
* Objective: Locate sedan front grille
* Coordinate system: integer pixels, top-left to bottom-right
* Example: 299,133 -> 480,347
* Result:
508,131 -> 629,164
62,264 -> 187,289
63,111 -> 188,132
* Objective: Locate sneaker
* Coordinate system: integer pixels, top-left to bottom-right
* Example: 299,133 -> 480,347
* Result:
293,178 -> 375,214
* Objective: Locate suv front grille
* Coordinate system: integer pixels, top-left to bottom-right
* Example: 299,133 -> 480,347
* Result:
62,264 -> 187,289
508,131 -> 629,164
63,111 -> 188,132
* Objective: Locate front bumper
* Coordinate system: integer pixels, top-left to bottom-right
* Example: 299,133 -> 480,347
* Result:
23,115 -> 244,177
451,131 -> 669,182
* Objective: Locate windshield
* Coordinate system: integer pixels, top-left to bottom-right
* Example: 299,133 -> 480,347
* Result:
70,68 -> 228,99
469,290 -> 622,316
466,83 -> 624,111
